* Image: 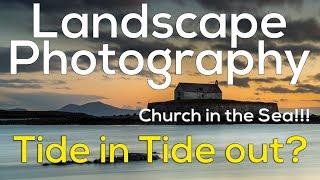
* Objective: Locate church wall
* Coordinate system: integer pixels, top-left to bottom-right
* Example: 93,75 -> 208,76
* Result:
175,91 -> 222,100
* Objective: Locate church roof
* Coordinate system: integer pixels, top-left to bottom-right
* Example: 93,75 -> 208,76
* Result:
175,83 -> 222,93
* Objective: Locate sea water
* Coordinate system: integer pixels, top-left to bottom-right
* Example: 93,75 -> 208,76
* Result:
0,125 -> 320,180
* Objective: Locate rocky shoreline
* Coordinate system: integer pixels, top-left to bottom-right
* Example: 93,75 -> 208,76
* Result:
42,152 -> 160,166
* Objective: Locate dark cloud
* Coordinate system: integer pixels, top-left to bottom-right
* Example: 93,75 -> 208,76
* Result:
212,37 -> 320,55
55,86 -> 72,90
0,78 -> 69,89
0,44 -> 182,82
220,77 -> 250,88
0,47 -> 69,73
87,32 -> 196,59
0,47 -> 106,74
251,77 -> 278,83
258,83 -> 320,94
279,76 -> 292,82
0,83 -> 42,89
184,16 -> 320,47
0,92 -> 105,110
295,84 -> 320,94
50,80 -> 67,85
0,79 -> 42,89
0,79 -> 41,84
255,76 -> 293,83
223,16 -> 319,44
284,18 -> 320,43
195,0 -> 302,13
120,40 -> 195,58
210,37 -> 318,72
1,0 -> 143,13
220,76 -> 293,88
4,0 -> 302,14
312,73 -> 320,81
222,57 -> 251,70
257,86 -> 293,93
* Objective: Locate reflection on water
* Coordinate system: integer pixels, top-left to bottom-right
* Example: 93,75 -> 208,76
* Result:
0,125 -> 319,180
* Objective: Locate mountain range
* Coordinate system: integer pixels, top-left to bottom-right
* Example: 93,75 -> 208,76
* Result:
57,101 -> 138,117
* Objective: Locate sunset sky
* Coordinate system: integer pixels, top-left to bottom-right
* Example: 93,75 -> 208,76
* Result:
0,0 -> 319,111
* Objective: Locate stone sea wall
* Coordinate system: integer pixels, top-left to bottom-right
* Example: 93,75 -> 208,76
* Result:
148,99 -> 278,116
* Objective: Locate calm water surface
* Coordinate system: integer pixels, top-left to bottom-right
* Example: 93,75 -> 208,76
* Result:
0,125 -> 319,180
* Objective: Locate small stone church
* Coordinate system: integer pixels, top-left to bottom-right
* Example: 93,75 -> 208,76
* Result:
148,80 -> 279,116
174,81 -> 222,100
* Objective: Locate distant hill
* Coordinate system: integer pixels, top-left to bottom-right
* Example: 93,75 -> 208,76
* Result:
58,101 -> 138,117
7,108 -> 28,111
